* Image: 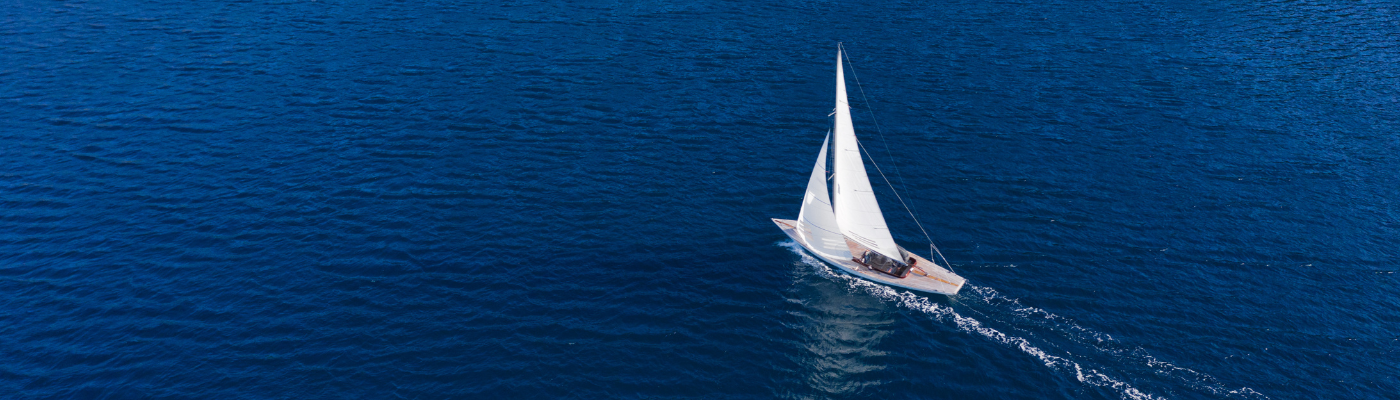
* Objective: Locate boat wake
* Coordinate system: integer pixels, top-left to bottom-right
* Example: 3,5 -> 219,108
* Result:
781,242 -> 1268,400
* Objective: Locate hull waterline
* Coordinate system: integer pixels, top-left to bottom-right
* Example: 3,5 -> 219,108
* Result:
773,218 -> 964,296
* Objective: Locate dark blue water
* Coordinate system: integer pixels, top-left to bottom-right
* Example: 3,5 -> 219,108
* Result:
3,0 -> 1397,398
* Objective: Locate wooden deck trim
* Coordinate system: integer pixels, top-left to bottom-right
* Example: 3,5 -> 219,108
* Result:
774,218 -> 964,295
906,253 -> 963,288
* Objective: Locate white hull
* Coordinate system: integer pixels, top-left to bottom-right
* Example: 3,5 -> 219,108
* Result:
773,218 -> 965,296
776,45 -> 965,296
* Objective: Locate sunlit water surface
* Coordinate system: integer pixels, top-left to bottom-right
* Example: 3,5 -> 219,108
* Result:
2,0 -> 1397,398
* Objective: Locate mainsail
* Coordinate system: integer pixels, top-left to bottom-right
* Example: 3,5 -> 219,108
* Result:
831,48 -> 904,262
796,132 -> 851,259
769,45 -> 967,295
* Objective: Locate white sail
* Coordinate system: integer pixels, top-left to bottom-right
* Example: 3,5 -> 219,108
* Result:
769,46 -> 966,296
796,132 -> 851,259
831,48 -> 903,262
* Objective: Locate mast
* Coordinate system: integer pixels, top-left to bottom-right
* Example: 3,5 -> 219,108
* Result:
831,46 -> 904,263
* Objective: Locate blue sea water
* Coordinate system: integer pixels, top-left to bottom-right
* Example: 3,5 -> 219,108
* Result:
2,0 -> 1398,398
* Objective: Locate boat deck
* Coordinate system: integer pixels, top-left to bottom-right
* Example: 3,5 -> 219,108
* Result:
773,218 -> 966,295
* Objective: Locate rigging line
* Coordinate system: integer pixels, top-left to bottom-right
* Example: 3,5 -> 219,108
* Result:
931,242 -> 956,275
839,45 -> 918,219
856,137 -> 955,274
853,136 -> 951,270
841,45 -> 950,271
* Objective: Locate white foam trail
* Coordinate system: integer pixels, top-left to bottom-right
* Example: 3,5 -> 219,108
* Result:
870,280 -> 1161,400
781,242 -> 1267,400
969,285 -> 1116,344
964,285 -> 1267,399
965,285 -> 1267,399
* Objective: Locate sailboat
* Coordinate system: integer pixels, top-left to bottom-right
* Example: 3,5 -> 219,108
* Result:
772,46 -> 966,296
